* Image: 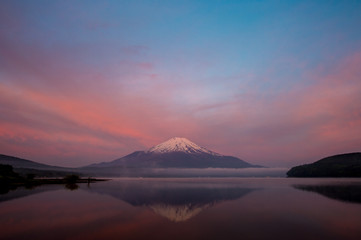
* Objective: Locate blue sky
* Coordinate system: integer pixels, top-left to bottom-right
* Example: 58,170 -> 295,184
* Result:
1,0 -> 361,167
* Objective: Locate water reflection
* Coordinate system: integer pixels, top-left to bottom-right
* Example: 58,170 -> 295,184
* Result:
0,183 -> 81,203
294,183 -> 361,204
1,179 -> 361,240
86,179 -> 258,222
0,179 -> 258,222
0,184 -> 62,203
65,183 -> 79,191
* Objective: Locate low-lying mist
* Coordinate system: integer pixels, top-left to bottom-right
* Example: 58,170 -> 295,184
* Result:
82,167 -> 288,178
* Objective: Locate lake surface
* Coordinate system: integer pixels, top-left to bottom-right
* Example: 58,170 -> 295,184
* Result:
1,178 -> 361,240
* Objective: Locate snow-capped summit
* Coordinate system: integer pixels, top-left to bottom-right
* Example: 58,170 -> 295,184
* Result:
148,137 -> 221,156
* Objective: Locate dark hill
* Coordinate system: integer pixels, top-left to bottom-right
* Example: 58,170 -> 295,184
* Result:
0,154 -> 79,177
287,152 -> 361,177
0,154 -> 63,170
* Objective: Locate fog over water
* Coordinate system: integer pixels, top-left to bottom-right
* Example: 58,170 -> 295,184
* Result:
83,167 -> 288,178
148,167 -> 288,177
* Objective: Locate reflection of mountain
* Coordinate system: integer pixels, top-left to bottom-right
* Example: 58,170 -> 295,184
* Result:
149,203 -> 212,222
294,184 -> 361,204
86,180 -> 257,222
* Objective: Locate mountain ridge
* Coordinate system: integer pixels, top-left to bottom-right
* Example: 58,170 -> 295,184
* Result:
87,137 -> 261,169
0,154 -> 69,171
1,137 -> 263,176
0,154 -> 80,177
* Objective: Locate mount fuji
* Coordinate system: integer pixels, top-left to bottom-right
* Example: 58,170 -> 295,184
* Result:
88,137 -> 261,169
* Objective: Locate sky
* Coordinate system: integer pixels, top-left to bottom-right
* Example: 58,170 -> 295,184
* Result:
0,0 -> 361,168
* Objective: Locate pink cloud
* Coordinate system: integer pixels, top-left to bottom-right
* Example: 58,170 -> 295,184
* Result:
1,16 -> 361,168
199,50 -> 361,166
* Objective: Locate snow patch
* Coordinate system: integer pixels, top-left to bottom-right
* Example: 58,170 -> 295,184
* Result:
148,137 -> 221,156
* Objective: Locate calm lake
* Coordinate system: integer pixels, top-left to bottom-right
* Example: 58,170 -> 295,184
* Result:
1,178 -> 361,240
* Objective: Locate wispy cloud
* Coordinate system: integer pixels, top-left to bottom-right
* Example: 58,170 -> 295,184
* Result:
0,1 -> 360,167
